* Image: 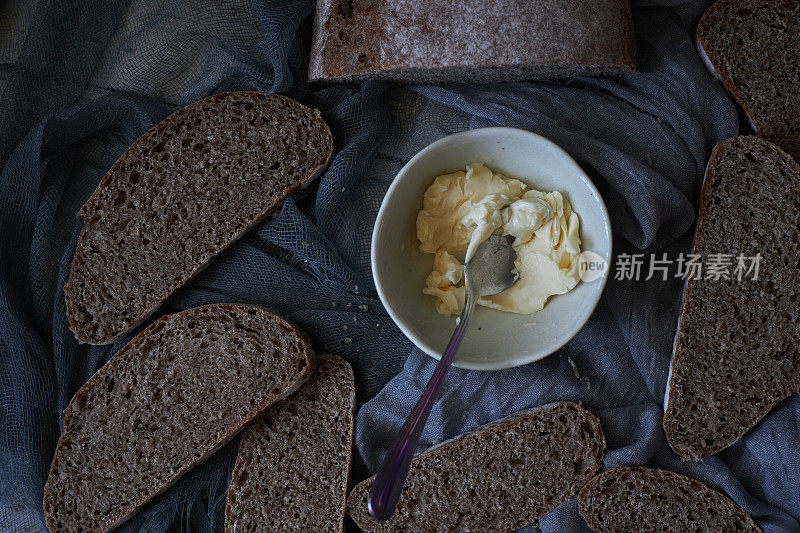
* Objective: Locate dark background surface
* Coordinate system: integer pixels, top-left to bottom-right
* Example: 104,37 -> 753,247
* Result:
1,0 -> 798,531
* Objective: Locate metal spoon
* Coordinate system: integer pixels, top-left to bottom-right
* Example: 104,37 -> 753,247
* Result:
368,233 -> 518,521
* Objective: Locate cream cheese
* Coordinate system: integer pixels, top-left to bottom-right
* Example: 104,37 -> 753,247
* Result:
417,163 -> 582,316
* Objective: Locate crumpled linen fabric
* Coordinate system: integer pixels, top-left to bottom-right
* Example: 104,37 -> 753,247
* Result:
0,0 -> 797,531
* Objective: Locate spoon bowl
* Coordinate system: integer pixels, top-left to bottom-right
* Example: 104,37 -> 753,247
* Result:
466,234 -> 518,298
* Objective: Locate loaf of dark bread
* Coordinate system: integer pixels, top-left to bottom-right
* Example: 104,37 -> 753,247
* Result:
347,402 -> 605,532
697,0 -> 800,161
309,0 -> 637,84
225,353 -> 355,533
43,304 -> 315,533
663,136 -> 800,459
64,92 -> 333,344
578,467 -> 760,532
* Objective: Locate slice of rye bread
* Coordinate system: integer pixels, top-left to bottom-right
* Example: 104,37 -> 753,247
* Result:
697,0 -> 800,162
578,467 -> 760,532
308,0 -> 636,84
346,402 -> 605,533
64,92 -> 333,345
663,136 -> 800,460
43,304 -> 315,533
224,353 -> 355,533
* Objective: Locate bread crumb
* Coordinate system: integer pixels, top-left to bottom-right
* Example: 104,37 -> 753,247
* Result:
358,304 -> 368,311
344,337 -> 353,344
568,357 -> 590,390
331,302 -> 338,307
342,325 -> 347,330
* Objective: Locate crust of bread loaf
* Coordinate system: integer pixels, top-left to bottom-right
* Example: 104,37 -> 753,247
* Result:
309,0 -> 637,83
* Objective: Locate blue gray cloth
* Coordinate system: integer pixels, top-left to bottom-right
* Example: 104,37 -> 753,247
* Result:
0,0 -> 797,532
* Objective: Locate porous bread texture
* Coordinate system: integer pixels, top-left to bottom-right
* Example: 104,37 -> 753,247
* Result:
578,467 -> 760,532
697,0 -> 800,162
225,353 -> 355,533
346,402 -> 605,533
663,136 -> 800,459
43,304 -> 315,533
64,92 -> 333,344
309,0 -> 636,83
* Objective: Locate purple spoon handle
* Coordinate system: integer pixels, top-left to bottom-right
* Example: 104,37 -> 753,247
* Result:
367,291 -> 476,522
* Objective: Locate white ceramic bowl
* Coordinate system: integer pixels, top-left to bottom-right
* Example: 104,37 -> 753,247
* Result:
371,127 -> 612,370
